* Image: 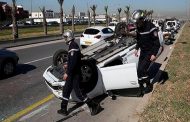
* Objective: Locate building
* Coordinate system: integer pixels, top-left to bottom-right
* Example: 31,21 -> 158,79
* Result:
31,10 -> 54,19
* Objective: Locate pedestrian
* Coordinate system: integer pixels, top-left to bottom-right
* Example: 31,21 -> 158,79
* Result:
57,30 -> 101,116
131,10 -> 160,95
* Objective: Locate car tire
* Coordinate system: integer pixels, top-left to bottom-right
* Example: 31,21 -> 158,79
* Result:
80,59 -> 98,94
115,22 -> 128,37
53,49 -> 68,66
0,59 -> 16,78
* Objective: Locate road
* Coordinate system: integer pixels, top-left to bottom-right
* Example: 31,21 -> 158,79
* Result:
0,38 -> 77,120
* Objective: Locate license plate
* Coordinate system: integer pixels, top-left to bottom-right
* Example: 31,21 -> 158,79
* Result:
85,41 -> 92,45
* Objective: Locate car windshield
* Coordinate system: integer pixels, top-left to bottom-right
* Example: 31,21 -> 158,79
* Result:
84,29 -> 100,35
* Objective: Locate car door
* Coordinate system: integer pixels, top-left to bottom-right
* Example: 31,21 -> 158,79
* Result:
100,62 -> 139,91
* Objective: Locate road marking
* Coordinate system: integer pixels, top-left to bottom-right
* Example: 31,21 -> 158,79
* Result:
3,94 -> 54,122
24,55 -> 53,64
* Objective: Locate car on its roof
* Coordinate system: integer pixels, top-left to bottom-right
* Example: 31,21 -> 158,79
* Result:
0,49 -> 19,78
80,26 -> 114,48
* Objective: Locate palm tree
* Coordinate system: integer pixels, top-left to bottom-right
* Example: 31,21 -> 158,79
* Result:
90,5 -> 97,26
124,6 -> 130,24
87,9 -> 91,27
150,10 -> 154,20
11,0 -> 18,40
39,6 -> 47,35
58,0 -> 64,34
71,5 -> 75,32
117,8 -> 122,22
104,5 -> 108,27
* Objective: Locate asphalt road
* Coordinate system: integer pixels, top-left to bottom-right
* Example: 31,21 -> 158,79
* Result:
0,39 -> 80,120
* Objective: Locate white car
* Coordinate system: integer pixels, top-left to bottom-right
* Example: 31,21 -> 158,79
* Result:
43,37 -> 140,102
108,22 -> 118,31
80,26 -> 114,48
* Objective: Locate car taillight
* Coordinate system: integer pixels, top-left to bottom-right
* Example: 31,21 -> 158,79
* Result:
81,34 -> 84,37
94,35 -> 101,39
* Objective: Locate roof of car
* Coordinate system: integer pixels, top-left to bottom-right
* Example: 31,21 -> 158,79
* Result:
87,26 -> 108,30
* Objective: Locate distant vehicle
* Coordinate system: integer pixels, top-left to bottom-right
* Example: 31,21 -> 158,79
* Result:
80,26 -> 114,48
47,21 -> 59,26
108,22 -> 118,31
165,20 -> 179,31
152,19 -> 159,27
0,49 -> 19,78
9,21 -> 25,27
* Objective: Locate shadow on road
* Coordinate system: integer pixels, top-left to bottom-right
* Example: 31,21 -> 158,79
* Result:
15,64 -> 36,75
56,95 -> 105,122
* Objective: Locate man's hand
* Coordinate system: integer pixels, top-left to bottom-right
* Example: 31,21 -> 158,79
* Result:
63,73 -> 68,81
134,49 -> 139,57
150,55 -> 156,61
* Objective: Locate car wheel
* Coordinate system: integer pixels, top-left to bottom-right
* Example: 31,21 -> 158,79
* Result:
0,60 -> 16,77
115,22 -> 128,37
80,59 -> 98,94
53,49 -> 68,66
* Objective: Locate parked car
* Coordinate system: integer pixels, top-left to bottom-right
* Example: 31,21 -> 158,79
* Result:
108,22 -> 118,31
47,21 -> 59,26
9,21 -> 25,27
0,49 -> 19,78
80,26 -> 114,48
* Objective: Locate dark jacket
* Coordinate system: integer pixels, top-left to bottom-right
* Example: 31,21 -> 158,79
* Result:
67,40 -> 81,76
135,21 -> 160,56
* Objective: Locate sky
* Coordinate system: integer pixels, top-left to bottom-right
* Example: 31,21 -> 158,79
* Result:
1,0 -> 190,18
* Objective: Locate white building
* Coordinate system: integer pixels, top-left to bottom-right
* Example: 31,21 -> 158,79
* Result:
31,10 -> 53,19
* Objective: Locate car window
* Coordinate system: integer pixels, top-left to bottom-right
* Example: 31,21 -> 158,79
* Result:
84,29 -> 100,35
102,28 -> 114,34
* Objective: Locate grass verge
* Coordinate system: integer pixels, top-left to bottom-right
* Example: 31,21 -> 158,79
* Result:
140,22 -> 190,122
0,24 -> 100,41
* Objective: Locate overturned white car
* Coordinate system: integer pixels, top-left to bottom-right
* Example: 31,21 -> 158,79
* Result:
43,35 -> 140,102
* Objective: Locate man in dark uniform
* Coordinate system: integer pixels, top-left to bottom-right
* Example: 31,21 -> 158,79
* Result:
131,10 -> 160,94
57,30 -> 100,116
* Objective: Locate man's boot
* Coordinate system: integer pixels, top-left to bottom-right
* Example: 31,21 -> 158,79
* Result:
144,79 -> 153,93
57,100 -> 68,116
85,99 -> 100,116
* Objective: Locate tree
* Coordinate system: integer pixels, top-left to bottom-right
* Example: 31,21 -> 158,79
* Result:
87,9 -> 91,27
104,5 -> 109,27
39,6 -> 47,35
71,5 -> 75,32
90,5 -> 97,26
0,6 -> 6,21
117,8 -> 122,22
124,6 -> 130,24
11,0 -> 18,40
58,0 -> 64,35
150,10 -> 154,20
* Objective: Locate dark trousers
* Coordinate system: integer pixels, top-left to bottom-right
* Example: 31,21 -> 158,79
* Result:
61,74 -> 86,108
137,51 -> 152,83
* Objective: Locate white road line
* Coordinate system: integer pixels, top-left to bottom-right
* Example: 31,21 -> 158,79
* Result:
24,56 -> 53,64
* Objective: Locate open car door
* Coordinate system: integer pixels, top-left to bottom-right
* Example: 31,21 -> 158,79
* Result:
100,63 -> 139,90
